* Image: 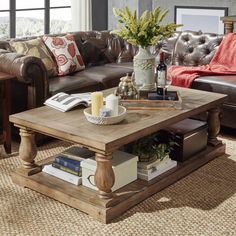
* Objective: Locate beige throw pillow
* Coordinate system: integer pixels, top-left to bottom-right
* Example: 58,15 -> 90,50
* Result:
10,38 -> 58,77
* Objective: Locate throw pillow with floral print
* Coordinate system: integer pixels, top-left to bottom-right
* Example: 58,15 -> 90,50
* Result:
42,34 -> 85,76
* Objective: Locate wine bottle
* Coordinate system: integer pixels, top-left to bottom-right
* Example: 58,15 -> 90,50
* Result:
156,52 -> 167,95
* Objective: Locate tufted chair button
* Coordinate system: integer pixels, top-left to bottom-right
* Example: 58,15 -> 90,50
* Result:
188,47 -> 194,53
183,36 -> 189,42
199,37 -> 206,44
205,48 -> 210,55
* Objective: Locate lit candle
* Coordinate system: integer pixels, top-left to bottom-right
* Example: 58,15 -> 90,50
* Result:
105,94 -> 119,116
91,92 -> 104,116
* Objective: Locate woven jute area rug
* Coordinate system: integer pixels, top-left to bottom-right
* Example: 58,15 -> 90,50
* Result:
0,135 -> 236,236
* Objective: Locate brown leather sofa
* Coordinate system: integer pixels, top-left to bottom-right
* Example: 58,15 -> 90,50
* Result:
0,30 -> 236,131
0,31 -> 138,118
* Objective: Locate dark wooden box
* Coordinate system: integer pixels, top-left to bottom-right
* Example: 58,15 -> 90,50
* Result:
167,119 -> 208,162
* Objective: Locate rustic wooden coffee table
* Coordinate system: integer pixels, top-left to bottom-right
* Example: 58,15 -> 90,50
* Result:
9,86 -> 227,223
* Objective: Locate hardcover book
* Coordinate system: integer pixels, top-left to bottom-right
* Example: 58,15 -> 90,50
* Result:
54,155 -> 81,172
52,162 -> 81,176
61,146 -> 95,161
42,164 -> 82,185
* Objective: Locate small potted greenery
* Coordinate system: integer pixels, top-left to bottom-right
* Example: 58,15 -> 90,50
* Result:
131,130 -> 176,162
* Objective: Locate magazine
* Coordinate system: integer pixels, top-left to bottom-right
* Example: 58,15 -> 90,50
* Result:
44,92 -> 92,112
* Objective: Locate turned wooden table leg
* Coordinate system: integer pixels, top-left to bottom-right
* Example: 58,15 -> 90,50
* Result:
207,107 -> 222,146
17,127 -> 42,176
94,153 -> 115,199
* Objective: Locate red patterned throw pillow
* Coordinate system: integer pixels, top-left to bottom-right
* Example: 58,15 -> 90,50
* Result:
42,34 -> 85,76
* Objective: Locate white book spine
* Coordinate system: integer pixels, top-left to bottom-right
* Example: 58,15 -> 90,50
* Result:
42,164 -> 82,185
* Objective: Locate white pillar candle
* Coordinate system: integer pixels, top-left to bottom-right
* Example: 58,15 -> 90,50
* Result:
91,92 -> 103,116
105,94 -> 119,116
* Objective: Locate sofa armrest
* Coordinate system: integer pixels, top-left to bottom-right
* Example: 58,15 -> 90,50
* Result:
0,51 -> 49,108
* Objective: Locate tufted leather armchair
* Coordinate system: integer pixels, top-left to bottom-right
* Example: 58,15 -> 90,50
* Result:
170,31 -> 236,129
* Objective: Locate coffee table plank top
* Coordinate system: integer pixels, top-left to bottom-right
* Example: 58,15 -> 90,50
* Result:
10,87 -> 227,153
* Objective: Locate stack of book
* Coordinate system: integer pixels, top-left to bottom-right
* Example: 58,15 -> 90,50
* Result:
137,156 -> 177,181
42,146 -> 95,185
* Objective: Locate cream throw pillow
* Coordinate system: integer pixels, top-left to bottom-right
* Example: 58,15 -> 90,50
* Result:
10,38 -> 58,77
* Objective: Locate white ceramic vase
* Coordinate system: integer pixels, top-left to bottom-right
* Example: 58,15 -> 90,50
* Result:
133,46 -> 155,90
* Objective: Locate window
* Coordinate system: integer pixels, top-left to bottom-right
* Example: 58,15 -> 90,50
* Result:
50,8 -> 72,34
50,0 -> 72,34
0,0 -> 72,39
0,0 -> 9,39
0,12 -> 9,39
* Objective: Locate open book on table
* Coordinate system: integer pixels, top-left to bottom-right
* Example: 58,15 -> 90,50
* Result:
44,92 -> 92,112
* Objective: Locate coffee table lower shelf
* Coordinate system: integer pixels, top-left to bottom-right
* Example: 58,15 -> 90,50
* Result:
11,143 -> 225,223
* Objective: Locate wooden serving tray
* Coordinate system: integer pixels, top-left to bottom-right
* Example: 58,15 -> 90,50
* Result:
120,92 -> 182,110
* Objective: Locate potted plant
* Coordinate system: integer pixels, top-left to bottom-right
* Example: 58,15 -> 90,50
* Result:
131,130 -> 176,162
111,6 -> 181,89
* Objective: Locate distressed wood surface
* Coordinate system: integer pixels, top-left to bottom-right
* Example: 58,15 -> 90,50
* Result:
9,86 -> 227,223
9,86 -> 227,153
11,143 -> 225,223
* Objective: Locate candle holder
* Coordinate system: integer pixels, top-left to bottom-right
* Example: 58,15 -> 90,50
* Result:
83,106 -> 127,125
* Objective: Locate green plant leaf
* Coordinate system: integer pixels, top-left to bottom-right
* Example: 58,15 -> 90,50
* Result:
111,6 -> 181,47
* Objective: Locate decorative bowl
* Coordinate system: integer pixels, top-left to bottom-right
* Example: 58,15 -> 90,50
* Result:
84,105 -> 127,125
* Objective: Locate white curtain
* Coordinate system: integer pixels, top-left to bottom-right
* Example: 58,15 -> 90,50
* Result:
71,0 -> 92,31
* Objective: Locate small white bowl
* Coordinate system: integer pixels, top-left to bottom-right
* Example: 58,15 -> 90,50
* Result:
84,106 -> 127,125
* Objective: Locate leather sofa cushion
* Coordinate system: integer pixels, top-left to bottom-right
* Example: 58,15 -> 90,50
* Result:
192,75 -> 236,104
105,62 -> 133,69
49,63 -> 133,95
49,71 -> 103,95
77,38 -> 108,66
89,63 -> 133,88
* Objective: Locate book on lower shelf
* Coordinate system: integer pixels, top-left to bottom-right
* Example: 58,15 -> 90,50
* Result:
54,155 -> 81,172
61,146 -> 95,161
42,146 -> 95,185
137,157 -> 177,181
52,162 -> 81,176
42,164 -> 82,185
44,92 -> 92,112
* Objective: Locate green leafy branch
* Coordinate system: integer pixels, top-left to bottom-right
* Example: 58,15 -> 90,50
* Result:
111,6 -> 182,48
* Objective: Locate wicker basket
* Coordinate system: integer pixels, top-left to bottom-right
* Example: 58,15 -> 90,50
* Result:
84,106 -> 127,125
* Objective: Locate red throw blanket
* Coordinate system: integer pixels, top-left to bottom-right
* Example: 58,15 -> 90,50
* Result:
168,33 -> 236,88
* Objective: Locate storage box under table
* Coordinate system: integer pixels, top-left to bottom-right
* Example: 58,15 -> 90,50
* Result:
81,150 -> 138,191
167,119 -> 208,162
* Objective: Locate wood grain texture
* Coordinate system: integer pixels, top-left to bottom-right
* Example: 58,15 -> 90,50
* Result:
95,153 -> 115,199
11,143 -> 225,223
10,86 -> 227,153
220,16 -> 236,33
9,86 -> 228,223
